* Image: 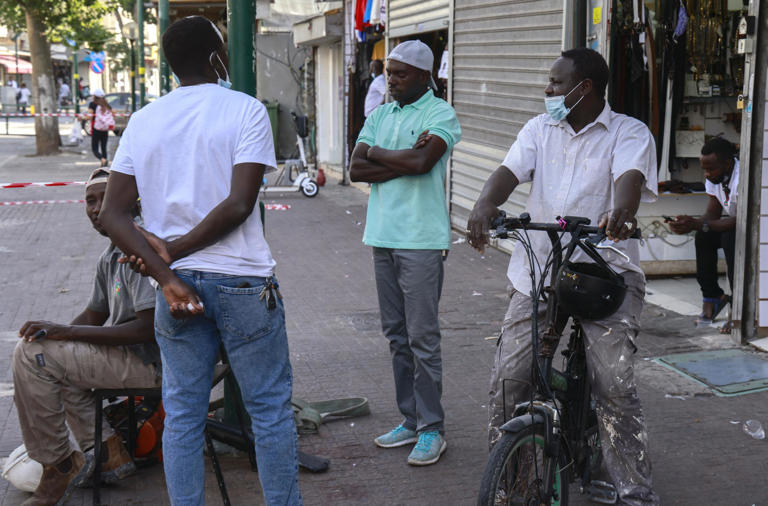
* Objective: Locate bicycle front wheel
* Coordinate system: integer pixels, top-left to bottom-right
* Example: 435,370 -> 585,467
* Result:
478,423 -> 569,506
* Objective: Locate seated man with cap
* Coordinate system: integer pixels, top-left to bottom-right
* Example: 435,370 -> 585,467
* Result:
12,168 -> 161,506
350,40 -> 461,466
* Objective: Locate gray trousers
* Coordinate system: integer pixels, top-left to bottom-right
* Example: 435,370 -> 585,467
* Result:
488,272 -> 659,506
373,247 -> 445,434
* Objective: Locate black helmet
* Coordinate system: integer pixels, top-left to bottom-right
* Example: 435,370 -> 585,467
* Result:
555,262 -> 627,320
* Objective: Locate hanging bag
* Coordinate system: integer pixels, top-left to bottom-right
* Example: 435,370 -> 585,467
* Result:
94,105 -> 115,131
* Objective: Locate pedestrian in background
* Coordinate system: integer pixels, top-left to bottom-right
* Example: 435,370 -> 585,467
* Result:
350,40 -> 461,466
364,59 -> 385,117
17,83 -> 30,113
88,89 -> 114,167
59,80 -> 71,107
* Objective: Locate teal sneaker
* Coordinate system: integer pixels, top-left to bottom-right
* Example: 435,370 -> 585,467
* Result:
407,430 -> 446,466
374,424 -> 418,448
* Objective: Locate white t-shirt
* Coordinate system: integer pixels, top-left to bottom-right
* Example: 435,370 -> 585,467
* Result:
501,102 -> 658,297
704,158 -> 739,216
111,83 -> 278,277
18,88 -> 31,104
364,74 -> 386,117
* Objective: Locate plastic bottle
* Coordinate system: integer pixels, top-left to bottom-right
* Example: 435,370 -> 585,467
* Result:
743,420 -> 765,440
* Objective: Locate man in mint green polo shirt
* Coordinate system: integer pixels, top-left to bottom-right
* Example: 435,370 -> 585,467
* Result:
350,40 -> 461,466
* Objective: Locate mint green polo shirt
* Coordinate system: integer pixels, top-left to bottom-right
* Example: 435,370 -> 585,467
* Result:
357,90 -> 461,250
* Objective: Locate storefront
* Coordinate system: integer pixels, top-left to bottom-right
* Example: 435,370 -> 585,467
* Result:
294,10 -> 345,173
385,0 -> 449,99
449,0 -> 565,230
447,0 -> 764,338
341,0 -> 450,180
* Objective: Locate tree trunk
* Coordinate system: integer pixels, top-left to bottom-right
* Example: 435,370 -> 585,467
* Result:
25,9 -> 60,155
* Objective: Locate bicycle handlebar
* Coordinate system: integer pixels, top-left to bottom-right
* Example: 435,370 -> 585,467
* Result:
491,211 -> 642,241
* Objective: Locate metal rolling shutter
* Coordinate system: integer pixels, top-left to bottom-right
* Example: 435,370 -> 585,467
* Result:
450,0 -> 564,232
388,0 -> 450,38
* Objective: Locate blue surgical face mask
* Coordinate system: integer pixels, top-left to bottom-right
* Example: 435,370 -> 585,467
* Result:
544,80 -> 585,121
210,51 -> 232,89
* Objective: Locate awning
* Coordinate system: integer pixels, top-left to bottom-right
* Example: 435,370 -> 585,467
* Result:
0,55 -> 32,74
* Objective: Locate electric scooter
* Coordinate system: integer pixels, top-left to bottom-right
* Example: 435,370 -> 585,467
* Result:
261,111 -> 319,198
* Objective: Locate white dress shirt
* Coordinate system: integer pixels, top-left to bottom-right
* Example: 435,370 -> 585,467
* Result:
501,102 -> 658,297
364,74 -> 386,117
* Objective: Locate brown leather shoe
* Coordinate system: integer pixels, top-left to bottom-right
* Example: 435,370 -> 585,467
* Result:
22,450 -> 91,506
99,433 -> 136,483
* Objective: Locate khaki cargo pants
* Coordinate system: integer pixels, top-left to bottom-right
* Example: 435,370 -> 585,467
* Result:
13,339 -> 160,465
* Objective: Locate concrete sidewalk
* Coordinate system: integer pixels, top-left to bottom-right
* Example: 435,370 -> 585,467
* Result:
0,136 -> 767,505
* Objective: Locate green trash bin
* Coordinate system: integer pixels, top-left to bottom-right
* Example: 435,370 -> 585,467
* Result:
265,101 -> 279,152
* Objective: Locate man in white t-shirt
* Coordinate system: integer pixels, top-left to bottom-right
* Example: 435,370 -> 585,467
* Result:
18,83 -> 31,113
59,81 -> 71,105
99,16 -> 302,505
669,137 -> 738,331
364,59 -> 385,117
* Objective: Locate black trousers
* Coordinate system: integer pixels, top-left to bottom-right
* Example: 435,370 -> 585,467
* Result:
695,228 -> 735,299
92,129 -> 108,160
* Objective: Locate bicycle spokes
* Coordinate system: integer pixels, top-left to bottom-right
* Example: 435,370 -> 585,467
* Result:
496,439 -> 549,506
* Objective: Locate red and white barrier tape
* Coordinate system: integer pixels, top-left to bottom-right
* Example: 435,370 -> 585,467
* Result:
1,181 -> 86,189
1,112 -> 131,117
0,199 -> 85,206
0,199 -> 291,209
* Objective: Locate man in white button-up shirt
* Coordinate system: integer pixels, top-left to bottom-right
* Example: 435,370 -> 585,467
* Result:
468,48 -> 659,506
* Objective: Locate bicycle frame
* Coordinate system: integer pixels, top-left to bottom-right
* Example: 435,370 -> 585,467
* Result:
493,212 -> 639,504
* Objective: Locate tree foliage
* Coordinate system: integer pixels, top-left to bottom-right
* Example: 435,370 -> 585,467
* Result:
106,38 -> 131,74
0,0 -> 116,49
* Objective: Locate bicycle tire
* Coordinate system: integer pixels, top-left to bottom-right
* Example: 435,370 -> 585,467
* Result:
478,423 -> 569,506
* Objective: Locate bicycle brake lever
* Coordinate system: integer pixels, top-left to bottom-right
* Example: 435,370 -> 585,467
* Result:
489,227 -> 508,240
585,230 -> 607,246
490,210 -> 507,228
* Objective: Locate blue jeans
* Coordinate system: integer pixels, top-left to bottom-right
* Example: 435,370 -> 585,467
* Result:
155,270 -> 301,506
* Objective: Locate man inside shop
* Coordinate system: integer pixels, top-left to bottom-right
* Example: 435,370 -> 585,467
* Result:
13,168 -> 161,506
364,59 -> 386,117
669,137 -> 738,332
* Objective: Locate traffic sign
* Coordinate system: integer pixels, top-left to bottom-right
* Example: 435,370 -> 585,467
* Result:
90,60 -> 104,74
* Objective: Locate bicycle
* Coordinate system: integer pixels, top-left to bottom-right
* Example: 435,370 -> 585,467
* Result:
477,211 -> 641,506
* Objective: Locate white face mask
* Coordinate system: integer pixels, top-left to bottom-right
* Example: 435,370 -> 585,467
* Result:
544,80 -> 585,121
209,51 -> 231,89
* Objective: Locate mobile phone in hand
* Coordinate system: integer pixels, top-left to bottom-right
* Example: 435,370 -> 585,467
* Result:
662,215 -> 675,222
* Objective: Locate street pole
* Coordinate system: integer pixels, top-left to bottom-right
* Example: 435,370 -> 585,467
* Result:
223,0 -> 256,426
158,0 -> 170,94
72,49 -> 79,114
137,0 -> 146,107
14,35 -> 19,84
227,0 -> 256,96
130,40 -> 137,113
